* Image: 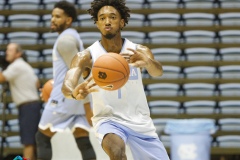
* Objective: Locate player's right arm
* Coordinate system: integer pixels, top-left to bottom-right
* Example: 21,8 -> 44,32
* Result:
62,50 -> 97,100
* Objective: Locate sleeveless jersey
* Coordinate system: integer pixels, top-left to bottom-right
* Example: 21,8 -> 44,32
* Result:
45,28 -> 85,115
89,39 -> 157,137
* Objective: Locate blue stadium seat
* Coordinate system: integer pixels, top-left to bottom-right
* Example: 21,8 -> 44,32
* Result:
182,13 -> 216,26
219,83 -> 240,96
183,100 -> 217,114
7,14 -> 41,27
183,66 -> 217,79
151,48 -> 182,62
183,30 -> 217,44
219,12 -> 240,26
183,83 -> 217,97
219,47 -> 240,61
7,31 -> 39,45
149,31 -> 181,44
184,47 -> 217,61
149,100 -> 181,114
148,13 -> 181,27
147,83 -> 181,97
218,118 -> 240,131
7,0 -> 42,10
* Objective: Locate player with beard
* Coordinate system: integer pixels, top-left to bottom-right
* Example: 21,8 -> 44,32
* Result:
62,0 -> 170,160
35,1 -> 96,160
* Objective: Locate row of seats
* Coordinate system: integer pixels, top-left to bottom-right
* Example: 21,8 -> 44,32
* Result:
1,47 -> 238,63
149,100 -> 240,115
1,12 -> 240,27
26,64 -> 240,80
10,63 -> 236,79
2,30 -> 240,45
160,134 -> 240,148
1,0 -> 240,10
145,82 -> 240,96
2,98 -> 240,118
144,65 -> 240,79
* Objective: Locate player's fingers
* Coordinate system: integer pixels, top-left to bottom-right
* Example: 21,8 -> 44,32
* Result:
86,76 -> 93,83
129,61 -> 145,68
120,53 -> 131,56
75,94 -> 83,100
87,82 -> 97,89
126,48 -> 137,54
89,88 -> 99,93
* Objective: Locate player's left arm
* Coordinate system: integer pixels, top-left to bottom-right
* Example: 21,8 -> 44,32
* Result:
57,35 -> 80,68
128,44 -> 163,77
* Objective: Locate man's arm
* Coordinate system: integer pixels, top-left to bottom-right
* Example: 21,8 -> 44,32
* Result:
61,50 -> 93,99
57,35 -> 80,68
138,45 -> 163,77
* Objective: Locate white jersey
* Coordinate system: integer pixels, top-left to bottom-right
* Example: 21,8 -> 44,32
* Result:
89,39 -> 157,137
45,28 -> 86,115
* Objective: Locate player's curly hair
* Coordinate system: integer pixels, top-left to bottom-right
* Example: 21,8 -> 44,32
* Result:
87,0 -> 131,27
54,1 -> 77,22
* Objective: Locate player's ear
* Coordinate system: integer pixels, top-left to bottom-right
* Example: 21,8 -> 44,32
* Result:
66,17 -> 72,26
120,19 -> 124,29
96,21 -> 100,29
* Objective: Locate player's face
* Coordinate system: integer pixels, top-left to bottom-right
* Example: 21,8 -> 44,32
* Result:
96,6 -> 124,39
51,8 -> 71,33
5,44 -> 19,63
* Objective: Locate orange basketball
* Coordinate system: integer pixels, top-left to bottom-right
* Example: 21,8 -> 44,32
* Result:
92,53 -> 130,91
41,79 -> 54,102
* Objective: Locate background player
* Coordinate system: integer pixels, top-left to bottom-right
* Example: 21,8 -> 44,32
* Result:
35,1 -> 96,160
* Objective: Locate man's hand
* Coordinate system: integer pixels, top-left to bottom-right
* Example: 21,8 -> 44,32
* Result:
121,48 -> 150,68
72,76 -> 98,100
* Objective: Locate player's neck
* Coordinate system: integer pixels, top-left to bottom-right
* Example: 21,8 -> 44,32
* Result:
100,36 -> 123,53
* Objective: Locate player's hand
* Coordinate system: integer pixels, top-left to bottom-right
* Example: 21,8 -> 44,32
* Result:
121,48 -> 150,68
72,76 -> 98,100
39,88 -> 46,102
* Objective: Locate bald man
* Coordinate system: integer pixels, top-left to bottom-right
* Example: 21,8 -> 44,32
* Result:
0,43 -> 42,160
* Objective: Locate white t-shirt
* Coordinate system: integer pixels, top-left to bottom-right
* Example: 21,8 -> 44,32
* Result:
89,39 -> 157,137
3,57 -> 39,105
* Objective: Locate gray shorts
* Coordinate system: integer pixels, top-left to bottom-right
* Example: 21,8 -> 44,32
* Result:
19,101 -> 42,145
38,108 -> 91,133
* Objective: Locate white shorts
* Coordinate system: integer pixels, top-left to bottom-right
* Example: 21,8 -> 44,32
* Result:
96,120 -> 170,160
38,108 -> 91,133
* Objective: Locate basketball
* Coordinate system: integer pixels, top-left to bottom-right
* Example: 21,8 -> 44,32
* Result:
92,53 -> 130,91
41,79 -> 54,102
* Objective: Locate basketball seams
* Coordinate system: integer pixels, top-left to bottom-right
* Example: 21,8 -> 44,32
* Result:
92,66 -> 126,76
106,54 -> 129,75
92,53 -> 130,90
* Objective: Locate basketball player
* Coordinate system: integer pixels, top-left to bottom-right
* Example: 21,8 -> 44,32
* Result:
62,0 -> 170,160
35,1 -> 96,160
0,43 -> 42,160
